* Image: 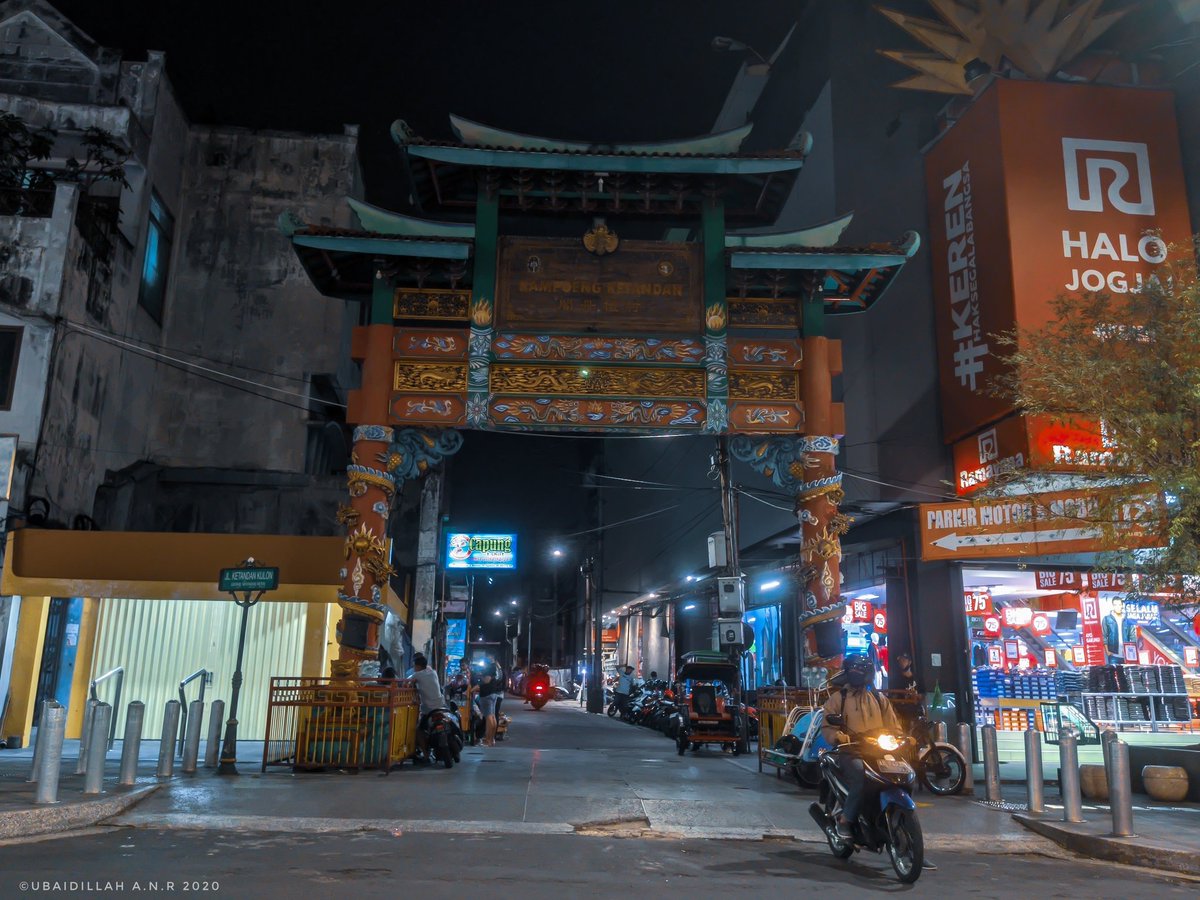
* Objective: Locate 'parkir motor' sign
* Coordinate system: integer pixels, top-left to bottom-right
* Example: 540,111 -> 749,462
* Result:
919,487 -> 1166,561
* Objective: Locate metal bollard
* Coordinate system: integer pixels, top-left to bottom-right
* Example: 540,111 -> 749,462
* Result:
27,700 -> 59,782
954,722 -> 975,796
982,724 -> 1002,802
75,697 -> 98,775
34,704 -> 67,804
1025,725 -> 1044,813
181,700 -> 204,774
1108,740 -> 1135,837
1101,728 -> 1119,776
119,701 -> 145,787
204,700 -> 225,768
157,700 -> 181,778
83,703 -> 112,794
933,721 -> 948,743
1058,726 -> 1084,823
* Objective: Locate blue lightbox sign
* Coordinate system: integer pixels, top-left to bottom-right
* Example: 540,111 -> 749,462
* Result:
446,532 -> 518,569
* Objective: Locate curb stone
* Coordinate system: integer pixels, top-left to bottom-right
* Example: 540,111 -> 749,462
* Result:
1013,813 -> 1200,877
0,785 -> 159,841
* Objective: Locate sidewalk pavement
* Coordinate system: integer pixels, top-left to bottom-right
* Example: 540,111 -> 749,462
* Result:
0,701 -> 1196,876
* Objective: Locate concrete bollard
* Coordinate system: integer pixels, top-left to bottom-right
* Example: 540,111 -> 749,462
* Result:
75,698 -> 98,775
982,724 -> 1002,802
1059,725 -> 1084,823
1108,740 -> 1135,837
204,700 -> 225,768
27,700 -> 59,783
933,721 -> 948,743
181,700 -> 204,774
954,721 -> 974,796
157,700 -> 181,778
83,703 -> 112,795
119,701 -> 145,787
1025,725 -> 1044,813
34,704 -> 67,804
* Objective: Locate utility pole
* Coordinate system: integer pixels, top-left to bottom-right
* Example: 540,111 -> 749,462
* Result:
583,558 -> 604,712
715,436 -> 750,753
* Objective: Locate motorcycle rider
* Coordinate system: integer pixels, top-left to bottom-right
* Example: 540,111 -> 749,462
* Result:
410,653 -> 446,761
821,653 -> 901,838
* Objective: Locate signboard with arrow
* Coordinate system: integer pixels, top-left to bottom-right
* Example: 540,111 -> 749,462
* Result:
919,486 -> 1166,562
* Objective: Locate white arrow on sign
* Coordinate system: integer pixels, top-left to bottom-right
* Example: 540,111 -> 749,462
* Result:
930,525 -> 1105,553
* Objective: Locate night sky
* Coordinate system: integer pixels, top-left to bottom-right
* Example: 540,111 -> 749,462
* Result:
56,0 -> 799,207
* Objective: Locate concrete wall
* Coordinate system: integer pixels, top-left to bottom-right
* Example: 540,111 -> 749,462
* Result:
148,126 -> 358,473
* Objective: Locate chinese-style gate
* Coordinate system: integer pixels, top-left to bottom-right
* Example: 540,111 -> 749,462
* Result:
283,115 -> 918,679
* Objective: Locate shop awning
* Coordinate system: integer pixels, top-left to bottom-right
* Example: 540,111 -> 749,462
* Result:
2,530 -> 344,602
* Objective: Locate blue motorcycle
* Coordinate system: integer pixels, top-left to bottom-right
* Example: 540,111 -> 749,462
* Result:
808,714 -> 924,884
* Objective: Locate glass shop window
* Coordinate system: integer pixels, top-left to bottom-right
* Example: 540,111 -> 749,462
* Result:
138,192 -> 174,324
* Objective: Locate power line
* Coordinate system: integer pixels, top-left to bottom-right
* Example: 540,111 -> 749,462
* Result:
68,322 -> 344,409
560,502 -> 682,538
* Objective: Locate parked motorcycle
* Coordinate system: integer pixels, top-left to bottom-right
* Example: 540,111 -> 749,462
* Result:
423,706 -> 465,769
808,714 -> 924,883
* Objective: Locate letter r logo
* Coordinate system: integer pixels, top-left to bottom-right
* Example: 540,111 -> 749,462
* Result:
1062,138 -> 1155,216
977,428 -> 998,464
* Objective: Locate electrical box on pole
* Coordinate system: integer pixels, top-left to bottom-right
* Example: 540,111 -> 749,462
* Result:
716,576 -> 744,616
707,531 -> 727,569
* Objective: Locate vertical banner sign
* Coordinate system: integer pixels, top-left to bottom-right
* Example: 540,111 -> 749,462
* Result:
1079,592 -> 1106,667
925,80 -> 1192,443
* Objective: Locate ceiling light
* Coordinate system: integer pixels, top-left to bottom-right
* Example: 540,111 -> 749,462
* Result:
760,580 -> 781,591
648,592 -> 658,599
683,602 -> 697,611
855,593 -> 880,601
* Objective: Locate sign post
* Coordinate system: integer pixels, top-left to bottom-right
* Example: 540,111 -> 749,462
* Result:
216,558 -> 277,775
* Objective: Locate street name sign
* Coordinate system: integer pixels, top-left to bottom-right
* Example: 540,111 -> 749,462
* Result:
919,487 -> 1165,562
219,566 -> 279,593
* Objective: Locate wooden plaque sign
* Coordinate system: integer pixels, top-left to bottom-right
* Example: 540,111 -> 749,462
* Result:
496,237 -> 702,333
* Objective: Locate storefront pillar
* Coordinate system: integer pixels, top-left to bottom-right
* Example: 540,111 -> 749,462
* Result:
0,596 -> 49,748
301,601 -> 331,677
64,596 -> 100,739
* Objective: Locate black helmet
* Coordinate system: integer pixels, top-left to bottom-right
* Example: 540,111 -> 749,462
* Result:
842,653 -> 873,687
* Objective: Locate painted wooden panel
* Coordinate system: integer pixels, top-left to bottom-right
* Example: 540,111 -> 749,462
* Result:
389,394 -> 467,426
489,397 -> 705,429
496,237 -> 702,333
392,361 -> 468,393
91,597 -> 308,741
728,337 -> 803,369
492,334 -> 704,364
393,329 -> 468,360
393,288 -> 470,321
728,401 -> 805,432
729,370 -> 800,401
728,297 -> 798,329
489,364 -> 704,399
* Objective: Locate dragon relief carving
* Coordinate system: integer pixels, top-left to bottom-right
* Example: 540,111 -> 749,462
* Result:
393,362 -> 468,393
489,364 -> 704,398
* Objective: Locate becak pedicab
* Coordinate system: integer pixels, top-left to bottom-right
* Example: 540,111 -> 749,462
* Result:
673,651 -> 749,756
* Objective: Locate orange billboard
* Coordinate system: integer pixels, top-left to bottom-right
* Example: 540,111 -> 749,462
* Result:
953,414 -> 1120,495
925,80 -> 1193,443
919,486 -> 1165,562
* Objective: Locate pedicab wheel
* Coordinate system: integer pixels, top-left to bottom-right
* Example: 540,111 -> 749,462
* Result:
887,808 -> 924,884
794,761 -> 822,789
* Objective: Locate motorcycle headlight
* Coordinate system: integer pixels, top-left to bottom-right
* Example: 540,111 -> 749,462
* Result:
876,734 -> 900,752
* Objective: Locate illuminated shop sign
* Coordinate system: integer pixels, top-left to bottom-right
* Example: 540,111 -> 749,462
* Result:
445,533 -> 518,569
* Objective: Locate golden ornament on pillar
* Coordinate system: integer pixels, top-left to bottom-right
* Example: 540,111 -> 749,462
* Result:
345,524 -> 387,560
335,504 -> 361,527
583,222 -> 619,255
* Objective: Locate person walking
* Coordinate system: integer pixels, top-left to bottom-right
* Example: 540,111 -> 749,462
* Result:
478,671 -> 504,746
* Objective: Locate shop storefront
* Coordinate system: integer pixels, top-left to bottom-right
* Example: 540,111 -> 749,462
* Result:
741,601 -> 783,691
961,566 -> 1199,737
0,529 -> 346,748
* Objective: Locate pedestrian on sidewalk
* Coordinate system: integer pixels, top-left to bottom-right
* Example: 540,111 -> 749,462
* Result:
478,671 -> 503,746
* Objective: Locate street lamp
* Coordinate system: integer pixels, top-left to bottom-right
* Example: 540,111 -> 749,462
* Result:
216,557 -> 274,776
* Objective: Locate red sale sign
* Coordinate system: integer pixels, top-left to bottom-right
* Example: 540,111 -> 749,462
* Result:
1002,606 -> 1033,628
988,646 -> 1003,666
983,615 -> 1001,637
1185,647 -> 1199,668
1031,613 -> 1052,636
872,609 -> 887,634
851,599 -> 873,622
1043,649 -> 1058,667
964,589 -> 993,616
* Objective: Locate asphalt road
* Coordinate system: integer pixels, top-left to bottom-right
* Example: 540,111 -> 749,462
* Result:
0,827 -> 1195,899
